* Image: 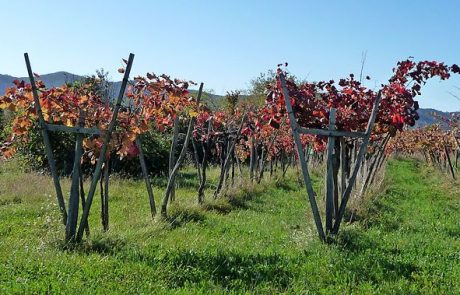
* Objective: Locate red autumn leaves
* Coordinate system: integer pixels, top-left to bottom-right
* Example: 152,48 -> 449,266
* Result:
266,59 -> 459,142
1,58 -> 459,163
0,71 -> 197,162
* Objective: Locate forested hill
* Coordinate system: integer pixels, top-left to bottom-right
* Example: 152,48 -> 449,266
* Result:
0,72 -> 455,127
0,72 -> 83,91
414,108 -> 460,128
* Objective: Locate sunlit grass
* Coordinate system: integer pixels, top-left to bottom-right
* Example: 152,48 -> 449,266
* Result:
0,157 -> 459,293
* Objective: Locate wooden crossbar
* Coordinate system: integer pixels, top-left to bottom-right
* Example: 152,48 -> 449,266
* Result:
45,123 -> 101,135
298,127 -> 366,138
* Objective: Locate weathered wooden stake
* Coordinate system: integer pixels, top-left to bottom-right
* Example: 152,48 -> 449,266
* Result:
214,114 -> 247,198
249,137 -> 256,182
102,161 -> 109,231
24,53 -> 67,225
198,119 -> 212,204
281,72 -> 381,239
332,91 -> 381,234
191,137 -> 203,184
325,109 -> 337,233
136,136 -> 156,217
65,113 -> 85,241
161,83 -> 203,216
279,74 -> 326,242
76,53 -> 135,241
339,138 -> 347,199
168,116 -> 180,202
79,169 -> 90,236
360,133 -> 390,198
444,143 -> 456,180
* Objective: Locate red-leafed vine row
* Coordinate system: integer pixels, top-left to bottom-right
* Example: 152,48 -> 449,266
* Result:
0,56 -> 458,242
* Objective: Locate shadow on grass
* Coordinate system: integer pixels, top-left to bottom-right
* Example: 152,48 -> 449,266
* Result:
202,182 -> 269,214
351,190 -> 401,230
165,206 -> 206,228
445,226 -> 460,238
335,228 -> 379,252
61,235 -> 127,256
66,229 -> 420,291
273,177 -> 299,191
202,199 -> 233,214
335,229 -> 420,282
0,196 -> 22,206
201,196 -> 251,215
143,250 -> 295,291
151,171 -> 204,190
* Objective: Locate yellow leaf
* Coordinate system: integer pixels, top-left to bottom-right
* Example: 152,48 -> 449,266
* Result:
188,110 -> 198,118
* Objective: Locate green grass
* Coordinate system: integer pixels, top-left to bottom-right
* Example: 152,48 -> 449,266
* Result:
0,158 -> 459,294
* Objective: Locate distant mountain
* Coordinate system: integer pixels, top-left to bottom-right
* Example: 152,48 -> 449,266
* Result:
414,108 -> 460,128
0,72 -> 84,92
0,72 -> 224,106
0,72 -> 457,128
414,108 -> 441,127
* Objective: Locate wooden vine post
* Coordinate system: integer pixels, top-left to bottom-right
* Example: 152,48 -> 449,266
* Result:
24,53 -> 158,242
325,109 -> 337,233
66,112 -> 85,239
279,73 -> 381,241
75,53 -> 135,241
136,136 -> 157,217
160,83 -> 204,217
25,53 -> 67,225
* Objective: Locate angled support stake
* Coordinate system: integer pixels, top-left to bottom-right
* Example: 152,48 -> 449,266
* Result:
279,73 -> 326,242
76,53 -> 135,241
136,136 -> 156,217
24,53 -> 67,225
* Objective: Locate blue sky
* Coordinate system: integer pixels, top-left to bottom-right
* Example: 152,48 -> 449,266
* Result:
1,0 -> 460,111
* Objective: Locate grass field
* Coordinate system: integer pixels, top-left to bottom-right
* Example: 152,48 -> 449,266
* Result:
0,158 -> 459,294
